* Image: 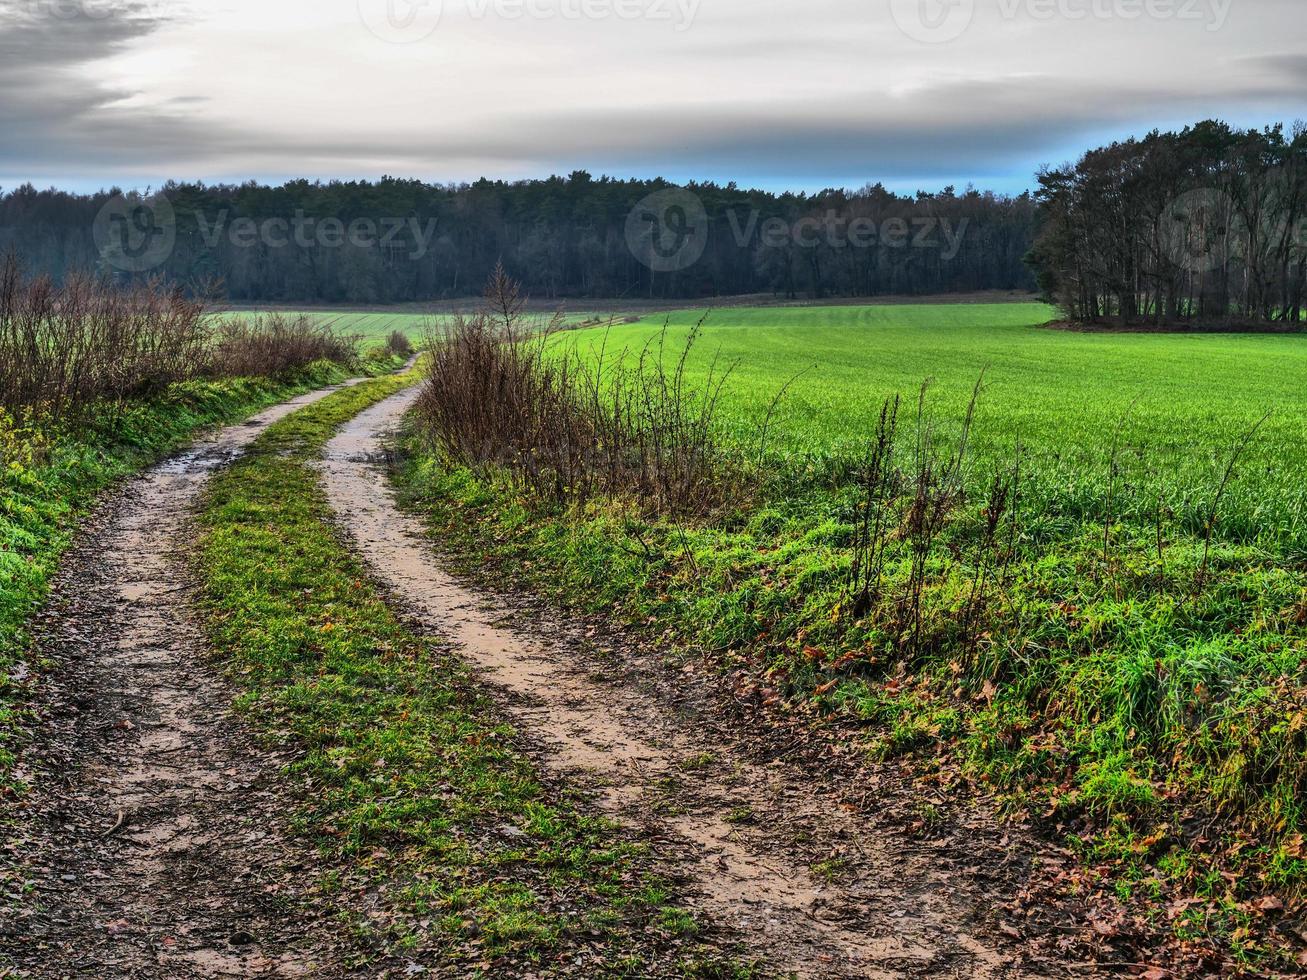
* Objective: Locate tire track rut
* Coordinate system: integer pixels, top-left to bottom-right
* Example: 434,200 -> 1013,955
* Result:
322,387 -> 1043,979
4,382 -> 370,978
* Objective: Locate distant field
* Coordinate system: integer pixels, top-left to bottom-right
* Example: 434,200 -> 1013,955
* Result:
225,309 -> 603,344
556,303 -> 1307,548
223,310 -> 431,344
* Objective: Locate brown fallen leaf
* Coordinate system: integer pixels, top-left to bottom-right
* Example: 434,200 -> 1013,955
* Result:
1253,894 -> 1284,913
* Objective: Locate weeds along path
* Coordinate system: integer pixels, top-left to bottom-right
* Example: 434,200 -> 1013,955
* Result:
4,380 -> 374,978
322,387 -> 1038,980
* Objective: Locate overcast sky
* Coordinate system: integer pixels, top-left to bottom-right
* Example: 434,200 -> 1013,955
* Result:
1,0 -> 1303,195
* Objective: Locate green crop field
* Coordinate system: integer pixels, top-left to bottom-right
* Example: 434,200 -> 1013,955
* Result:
556,303 -> 1307,550
400,298 -> 1307,963
298,310 -> 432,342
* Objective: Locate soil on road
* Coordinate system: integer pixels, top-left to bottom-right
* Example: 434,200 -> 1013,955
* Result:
4,376 -> 1072,979
3,383 -> 368,979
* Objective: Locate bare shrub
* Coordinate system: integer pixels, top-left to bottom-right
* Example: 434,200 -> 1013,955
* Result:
385,329 -> 414,358
844,394 -> 901,624
414,266 -> 736,516
0,254 -> 365,421
0,253 -> 207,418
207,313 -> 358,379
899,376 -> 982,655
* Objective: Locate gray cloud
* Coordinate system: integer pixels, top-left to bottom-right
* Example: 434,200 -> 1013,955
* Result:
216,74 -> 1288,180
1232,53 -> 1307,86
0,1 -> 228,178
1,0 -> 1304,192
0,4 -> 155,127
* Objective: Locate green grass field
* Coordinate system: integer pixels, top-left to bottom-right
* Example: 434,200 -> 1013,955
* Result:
303,311 -> 432,342
556,303 -> 1307,548
401,300 -> 1307,965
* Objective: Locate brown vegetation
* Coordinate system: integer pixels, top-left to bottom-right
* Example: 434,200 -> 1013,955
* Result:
0,254 -> 359,420
384,329 -> 414,358
208,313 -> 357,379
0,253 -> 207,417
414,265 -> 735,515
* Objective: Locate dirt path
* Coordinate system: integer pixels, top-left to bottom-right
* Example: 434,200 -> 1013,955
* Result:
322,388 -> 1051,979
2,383 -> 373,979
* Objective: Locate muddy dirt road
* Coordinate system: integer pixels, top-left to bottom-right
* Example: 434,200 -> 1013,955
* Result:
3,383 -> 370,978
322,387 -> 1046,979
3,375 -> 1065,978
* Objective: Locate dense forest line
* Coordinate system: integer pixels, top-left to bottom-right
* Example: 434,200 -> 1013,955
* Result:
0,175 -> 1037,303
1028,121 -> 1307,326
9,119 -> 1300,315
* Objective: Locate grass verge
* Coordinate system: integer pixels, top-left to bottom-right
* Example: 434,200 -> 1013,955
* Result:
394,450 -> 1307,972
194,374 -> 750,977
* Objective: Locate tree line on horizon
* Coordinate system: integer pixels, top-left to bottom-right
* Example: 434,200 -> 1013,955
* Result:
1028,120 -> 1307,327
0,174 -> 1037,304
8,119 -> 1297,316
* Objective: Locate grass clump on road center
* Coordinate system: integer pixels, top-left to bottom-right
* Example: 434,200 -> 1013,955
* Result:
195,374 -> 740,976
